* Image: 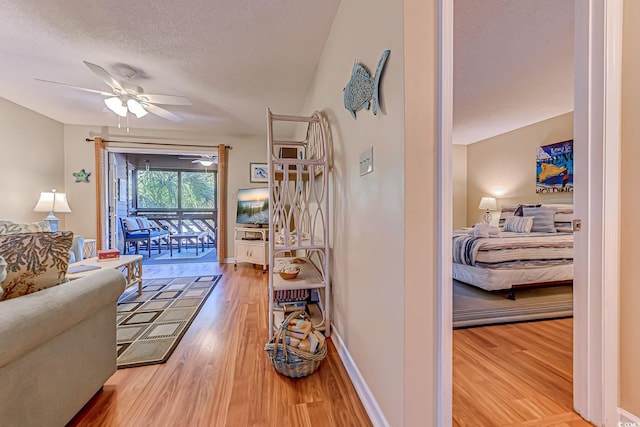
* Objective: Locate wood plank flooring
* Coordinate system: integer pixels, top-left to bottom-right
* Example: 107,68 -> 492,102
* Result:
68,261 -> 594,426
453,318 -> 593,427
68,263 -> 372,427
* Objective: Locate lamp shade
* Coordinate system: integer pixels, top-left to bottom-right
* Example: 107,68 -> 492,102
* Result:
34,191 -> 72,213
104,97 -> 128,117
478,197 -> 497,211
127,98 -> 148,118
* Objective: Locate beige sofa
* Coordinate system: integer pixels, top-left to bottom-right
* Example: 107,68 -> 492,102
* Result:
0,269 -> 125,426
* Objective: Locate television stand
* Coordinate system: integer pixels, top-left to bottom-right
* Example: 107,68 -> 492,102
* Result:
234,227 -> 268,273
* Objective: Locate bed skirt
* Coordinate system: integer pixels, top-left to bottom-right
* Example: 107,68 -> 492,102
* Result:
452,262 -> 574,291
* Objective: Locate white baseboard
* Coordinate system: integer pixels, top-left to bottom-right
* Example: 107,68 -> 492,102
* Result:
619,408 -> 640,425
223,257 -> 235,264
331,326 -> 389,427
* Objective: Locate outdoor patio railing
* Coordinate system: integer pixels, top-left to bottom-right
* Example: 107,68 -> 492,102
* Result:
134,210 -> 217,247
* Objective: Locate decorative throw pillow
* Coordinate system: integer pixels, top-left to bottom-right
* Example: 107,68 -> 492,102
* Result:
124,217 -> 140,231
0,220 -> 51,234
522,207 -> 557,233
514,204 -> 542,217
498,205 -> 518,228
504,216 -> 534,233
0,231 -> 73,301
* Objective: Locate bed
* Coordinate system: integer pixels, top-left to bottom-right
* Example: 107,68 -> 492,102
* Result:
452,204 -> 574,299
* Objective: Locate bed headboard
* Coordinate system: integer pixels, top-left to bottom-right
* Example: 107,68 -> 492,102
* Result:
498,203 -> 573,232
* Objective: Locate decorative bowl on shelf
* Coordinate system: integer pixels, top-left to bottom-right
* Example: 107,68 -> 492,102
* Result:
279,266 -> 300,280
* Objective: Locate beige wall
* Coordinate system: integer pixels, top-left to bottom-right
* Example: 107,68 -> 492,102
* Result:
300,0 -> 404,424
62,124 -> 265,255
465,112 -> 574,226
452,145 -> 468,228
620,0 -> 640,415
0,97 -> 66,227
300,0 -> 438,424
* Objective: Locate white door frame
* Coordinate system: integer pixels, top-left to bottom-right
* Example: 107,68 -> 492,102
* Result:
437,1 -> 622,425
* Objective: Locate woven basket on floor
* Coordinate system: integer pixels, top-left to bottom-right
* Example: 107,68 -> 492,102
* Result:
264,310 -> 327,378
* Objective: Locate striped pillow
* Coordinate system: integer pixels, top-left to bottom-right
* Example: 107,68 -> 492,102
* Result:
542,204 -> 574,232
523,207 -> 557,233
498,205 -> 518,227
503,216 -> 534,233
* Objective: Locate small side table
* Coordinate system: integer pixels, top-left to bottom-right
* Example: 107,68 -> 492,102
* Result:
82,238 -> 97,259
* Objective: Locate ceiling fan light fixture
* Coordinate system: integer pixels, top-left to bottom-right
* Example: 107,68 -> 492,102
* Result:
127,98 -> 148,118
104,97 -> 128,117
199,160 -> 214,167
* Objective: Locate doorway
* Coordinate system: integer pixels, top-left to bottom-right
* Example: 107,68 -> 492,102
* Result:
438,1 -> 622,425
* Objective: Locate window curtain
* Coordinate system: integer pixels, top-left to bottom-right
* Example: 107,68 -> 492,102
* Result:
217,144 -> 228,262
94,137 -> 106,250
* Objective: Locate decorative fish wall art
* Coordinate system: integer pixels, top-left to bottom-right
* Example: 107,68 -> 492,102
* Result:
343,50 -> 390,120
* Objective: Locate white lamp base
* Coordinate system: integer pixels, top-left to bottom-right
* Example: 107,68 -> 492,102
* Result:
482,211 -> 493,225
42,212 -> 59,232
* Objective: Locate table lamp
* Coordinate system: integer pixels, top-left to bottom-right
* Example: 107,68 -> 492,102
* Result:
478,197 -> 497,224
33,189 -> 72,232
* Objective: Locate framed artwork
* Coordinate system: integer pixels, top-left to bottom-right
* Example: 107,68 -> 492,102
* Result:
250,163 -> 268,183
536,140 -> 573,193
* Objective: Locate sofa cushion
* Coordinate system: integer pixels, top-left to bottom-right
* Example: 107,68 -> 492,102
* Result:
0,231 -> 73,301
0,256 -> 6,299
0,220 -> 51,234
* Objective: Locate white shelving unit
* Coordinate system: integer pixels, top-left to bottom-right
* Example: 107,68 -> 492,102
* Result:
267,109 -> 330,338
234,227 -> 268,272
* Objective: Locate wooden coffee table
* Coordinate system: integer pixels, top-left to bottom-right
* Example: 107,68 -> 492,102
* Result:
67,254 -> 143,295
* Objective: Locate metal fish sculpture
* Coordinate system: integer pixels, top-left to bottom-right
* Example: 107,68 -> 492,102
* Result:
343,50 -> 390,120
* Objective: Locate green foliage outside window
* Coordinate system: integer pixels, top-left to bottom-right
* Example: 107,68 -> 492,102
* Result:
136,170 -> 216,209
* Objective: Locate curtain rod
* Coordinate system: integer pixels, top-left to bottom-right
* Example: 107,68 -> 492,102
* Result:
85,138 -> 232,149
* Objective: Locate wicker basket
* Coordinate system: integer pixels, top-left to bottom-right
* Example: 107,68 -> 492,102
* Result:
264,311 -> 327,378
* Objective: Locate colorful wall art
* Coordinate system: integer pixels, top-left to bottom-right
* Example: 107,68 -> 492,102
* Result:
536,140 -> 573,193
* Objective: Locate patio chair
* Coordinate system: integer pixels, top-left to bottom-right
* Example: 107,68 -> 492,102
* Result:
119,217 -> 169,257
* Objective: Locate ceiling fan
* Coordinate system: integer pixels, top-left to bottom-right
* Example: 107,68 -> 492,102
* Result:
35,61 -> 192,123
179,154 -> 218,167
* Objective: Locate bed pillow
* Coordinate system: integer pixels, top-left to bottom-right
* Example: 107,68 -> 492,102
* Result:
503,216 -> 534,233
522,206 -> 557,233
0,231 -> 73,301
542,204 -> 574,232
498,205 -> 518,228
514,204 -> 542,217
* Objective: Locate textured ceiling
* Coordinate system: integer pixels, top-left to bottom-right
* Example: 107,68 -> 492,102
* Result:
453,0 -> 574,145
0,0 -> 340,136
0,1 -> 573,144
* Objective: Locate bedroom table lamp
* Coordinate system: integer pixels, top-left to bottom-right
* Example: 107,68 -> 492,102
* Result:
478,196 -> 497,224
33,189 -> 72,232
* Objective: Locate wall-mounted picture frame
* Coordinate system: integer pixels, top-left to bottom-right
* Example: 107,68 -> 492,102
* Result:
250,163 -> 268,183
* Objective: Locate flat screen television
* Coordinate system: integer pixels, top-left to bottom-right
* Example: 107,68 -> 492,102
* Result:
236,187 -> 269,227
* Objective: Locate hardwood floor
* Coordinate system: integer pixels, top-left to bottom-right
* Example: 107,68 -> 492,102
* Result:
69,263 -> 372,427
453,318 -> 593,427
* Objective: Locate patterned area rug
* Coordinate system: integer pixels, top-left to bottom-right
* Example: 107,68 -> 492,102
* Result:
453,280 -> 573,329
116,275 -> 221,369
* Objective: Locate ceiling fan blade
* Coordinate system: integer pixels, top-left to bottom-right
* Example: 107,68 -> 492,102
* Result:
34,78 -> 113,96
140,93 -> 192,106
144,103 -> 184,122
191,159 -> 201,163
83,61 -> 124,92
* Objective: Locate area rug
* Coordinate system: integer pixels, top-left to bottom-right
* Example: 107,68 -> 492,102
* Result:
116,275 -> 221,369
453,280 -> 573,329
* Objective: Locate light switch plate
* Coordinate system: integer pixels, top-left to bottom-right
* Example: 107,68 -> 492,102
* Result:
359,147 -> 373,176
